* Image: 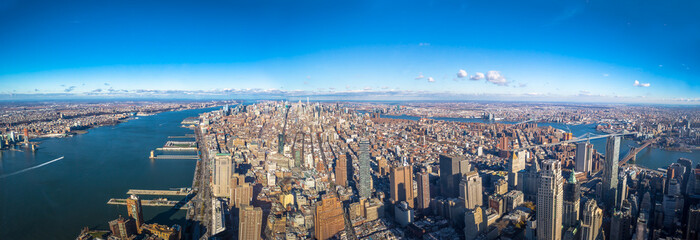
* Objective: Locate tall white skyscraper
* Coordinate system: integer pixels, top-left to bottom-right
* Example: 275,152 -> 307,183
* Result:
537,160 -> 564,240
460,171 -> 483,209
575,142 -> 593,173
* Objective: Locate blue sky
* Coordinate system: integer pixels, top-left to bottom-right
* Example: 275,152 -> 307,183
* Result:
1,0 -> 699,103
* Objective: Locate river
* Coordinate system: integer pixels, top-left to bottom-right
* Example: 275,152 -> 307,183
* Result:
371,113 -> 698,170
0,107 -> 216,240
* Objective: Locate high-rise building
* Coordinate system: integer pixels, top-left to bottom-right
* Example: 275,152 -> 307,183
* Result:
503,190 -> 524,212
109,216 -> 138,239
610,209 -> 632,240
617,171 -> 628,208
335,154 -> 347,187
390,164 -> 415,208
519,159 -> 540,202
575,142 -> 593,173
416,171 -> 430,212
687,205 -> 700,240
230,183 -> 253,208
439,154 -> 470,198
464,206 -> 485,240
213,153 -> 232,198
314,195 -> 345,240
580,199 -> 603,240
238,205 -> 263,240
509,151 -> 526,189
358,140 -> 371,199
278,133 -> 285,155
562,171 -> 580,229
460,171 -> 483,209
394,201 -> 414,227
536,160 -> 564,240
602,136 -> 620,210
126,194 -> 144,232
498,136 -> 510,151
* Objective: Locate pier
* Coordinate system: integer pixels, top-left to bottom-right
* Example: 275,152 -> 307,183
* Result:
156,147 -> 197,151
126,189 -> 191,196
151,155 -> 199,159
107,198 -> 190,209
150,150 -> 198,159
168,134 -> 195,139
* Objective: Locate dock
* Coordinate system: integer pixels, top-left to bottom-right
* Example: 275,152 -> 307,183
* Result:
126,189 -> 190,196
168,134 -> 195,139
152,155 -> 199,159
156,147 -> 197,151
107,198 -> 190,209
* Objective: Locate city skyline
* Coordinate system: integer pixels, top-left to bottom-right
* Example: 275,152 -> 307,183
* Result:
1,0 -> 699,103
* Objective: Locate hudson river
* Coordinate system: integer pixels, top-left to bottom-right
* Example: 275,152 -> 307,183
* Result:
0,107 -> 215,240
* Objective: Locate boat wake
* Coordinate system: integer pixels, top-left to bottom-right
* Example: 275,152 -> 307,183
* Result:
0,156 -> 65,179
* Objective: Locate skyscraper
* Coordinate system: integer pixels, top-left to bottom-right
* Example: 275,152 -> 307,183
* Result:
580,199 -> 603,240
390,164 -> 415,208
278,133 -> 285,155
509,151 -> 526,189
238,205 -> 263,240
610,209 -> 632,240
213,153 -> 232,198
602,136 -> 620,210
464,206 -> 485,240
126,194 -> 144,232
359,139 -> 371,199
575,142 -> 593,173
230,183 -> 253,208
416,171 -> 430,212
536,160 -> 564,240
335,154 -> 347,187
439,154 -> 470,198
687,205 -> 700,240
314,195 -> 345,240
520,159 -> 540,202
562,171 -> 580,229
460,171 -> 483,209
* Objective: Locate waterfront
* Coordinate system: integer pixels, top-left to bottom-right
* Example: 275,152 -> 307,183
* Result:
376,113 -> 698,170
0,107 -> 216,240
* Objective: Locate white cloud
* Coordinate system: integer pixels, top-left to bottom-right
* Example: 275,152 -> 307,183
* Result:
427,77 -> 435,82
457,69 -> 468,78
419,42 -> 430,46
470,72 -> 485,80
415,73 -> 425,80
363,87 -> 372,91
633,80 -> 650,87
602,73 -> 609,77
486,71 -> 508,86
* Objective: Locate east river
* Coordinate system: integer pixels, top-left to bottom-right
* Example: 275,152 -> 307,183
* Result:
0,107 -> 215,240
378,114 -> 699,170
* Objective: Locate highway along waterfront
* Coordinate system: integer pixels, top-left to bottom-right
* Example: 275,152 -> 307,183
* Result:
0,107 -> 217,240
